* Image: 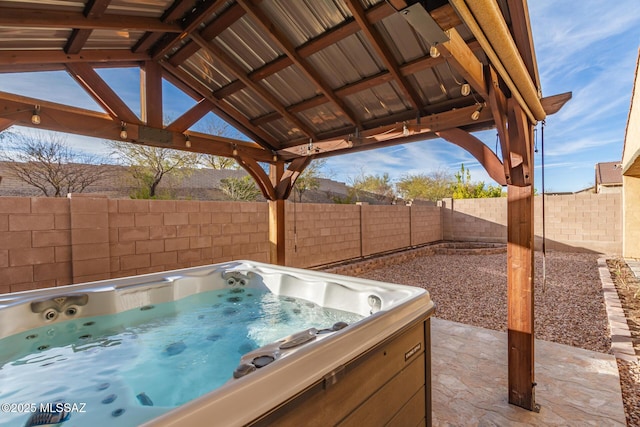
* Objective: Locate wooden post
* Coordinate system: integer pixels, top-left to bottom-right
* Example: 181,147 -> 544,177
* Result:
268,162 -> 285,265
506,123 -> 537,410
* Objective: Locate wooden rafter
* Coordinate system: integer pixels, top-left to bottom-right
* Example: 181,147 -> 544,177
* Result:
189,33 -> 314,139
236,0 -> 359,127
150,0 -> 228,61
65,62 -> 141,124
167,3 -> 247,66
133,0 -> 202,53
344,0 -> 422,111
0,7 -> 181,32
0,91 -> 271,162
65,0 -> 112,54
160,61 -> 279,150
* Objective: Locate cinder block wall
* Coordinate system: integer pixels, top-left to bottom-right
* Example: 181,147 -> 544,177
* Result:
0,192 -> 623,293
0,197 -> 72,293
106,199 -> 269,279
442,193 -> 622,254
285,203 -> 361,268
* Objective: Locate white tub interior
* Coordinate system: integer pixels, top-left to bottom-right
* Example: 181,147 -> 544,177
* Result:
0,260 -> 434,426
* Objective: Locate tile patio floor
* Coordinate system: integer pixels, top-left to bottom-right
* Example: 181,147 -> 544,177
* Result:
431,318 -> 626,426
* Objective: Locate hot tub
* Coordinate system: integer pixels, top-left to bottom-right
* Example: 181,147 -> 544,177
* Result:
0,260 -> 435,426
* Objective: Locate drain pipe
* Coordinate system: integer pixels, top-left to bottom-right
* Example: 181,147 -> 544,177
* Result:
448,0 -> 546,123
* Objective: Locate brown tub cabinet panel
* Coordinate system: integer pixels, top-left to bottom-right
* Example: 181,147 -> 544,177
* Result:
248,318 -> 432,427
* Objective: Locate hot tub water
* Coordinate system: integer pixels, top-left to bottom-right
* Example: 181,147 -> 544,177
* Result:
0,288 -> 364,427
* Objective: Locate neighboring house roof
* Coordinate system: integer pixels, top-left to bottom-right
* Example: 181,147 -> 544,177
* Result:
595,161 -> 623,187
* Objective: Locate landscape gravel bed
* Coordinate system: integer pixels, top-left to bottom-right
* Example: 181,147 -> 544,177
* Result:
353,251 -> 610,352
348,251 -> 640,425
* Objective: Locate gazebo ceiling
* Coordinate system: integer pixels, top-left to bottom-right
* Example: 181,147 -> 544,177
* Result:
0,0 -> 565,166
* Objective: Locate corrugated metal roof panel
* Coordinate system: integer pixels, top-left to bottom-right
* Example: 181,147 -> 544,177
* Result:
410,68 -> 448,104
0,27 -> 69,50
298,103 -> 352,134
85,29 -> 144,49
106,0 -> 173,17
306,32 -> 385,89
260,117 -> 306,141
343,81 -> 409,122
261,66 -> 318,106
182,53 -> 235,91
0,0 -> 83,12
260,0 -> 351,48
216,16 -> 283,71
226,88 -> 275,119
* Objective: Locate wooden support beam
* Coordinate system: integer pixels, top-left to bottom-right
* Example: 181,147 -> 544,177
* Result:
0,90 -> 272,161
507,98 -> 532,186
0,7 -> 181,32
65,62 -> 141,124
160,61 -> 279,150
140,60 -> 163,128
541,92 -> 572,116
0,50 -> 149,66
507,182 -> 536,411
166,98 -> 214,132
436,128 -> 506,185
64,0 -> 112,54
275,156 -> 312,200
436,28 -> 488,100
0,118 -> 14,132
487,65 -> 513,184
269,162 -> 286,265
234,154 -> 276,201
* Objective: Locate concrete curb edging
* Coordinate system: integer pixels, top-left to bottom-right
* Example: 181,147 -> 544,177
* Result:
598,257 -> 638,362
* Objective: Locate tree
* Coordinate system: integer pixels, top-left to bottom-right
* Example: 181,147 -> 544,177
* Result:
293,159 -> 326,202
396,169 -> 454,202
219,175 -> 261,201
452,164 -> 504,199
107,141 -> 199,199
351,172 -> 395,202
0,132 -> 110,197
200,117 -> 240,170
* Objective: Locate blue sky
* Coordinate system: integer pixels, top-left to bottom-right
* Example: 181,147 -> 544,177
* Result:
1,0 -> 639,193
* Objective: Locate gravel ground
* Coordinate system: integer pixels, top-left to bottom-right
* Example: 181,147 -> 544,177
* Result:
354,251 -> 610,352
349,251 -> 640,425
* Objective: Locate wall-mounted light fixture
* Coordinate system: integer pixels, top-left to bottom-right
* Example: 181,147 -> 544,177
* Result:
402,123 -> 409,137
184,134 -> 191,148
119,122 -> 128,139
31,105 -> 41,125
232,144 -> 238,156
